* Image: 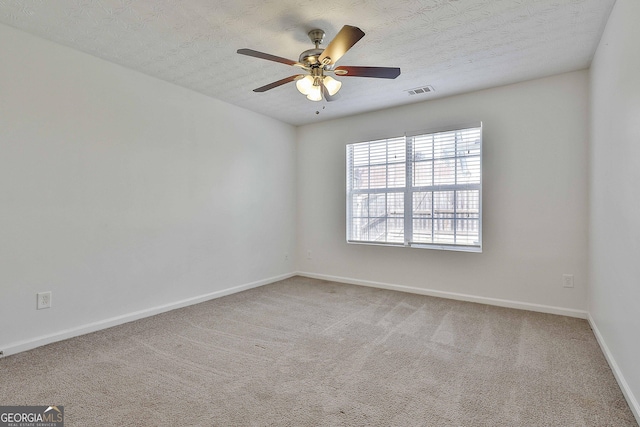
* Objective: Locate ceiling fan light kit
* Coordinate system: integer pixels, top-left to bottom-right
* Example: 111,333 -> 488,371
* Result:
237,25 -> 400,102
296,75 -> 341,101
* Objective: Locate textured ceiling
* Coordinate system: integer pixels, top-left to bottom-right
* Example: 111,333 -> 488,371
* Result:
0,0 -> 615,126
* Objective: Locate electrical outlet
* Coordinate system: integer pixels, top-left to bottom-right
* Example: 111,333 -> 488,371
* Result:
284,253 -> 289,261
37,291 -> 52,309
307,250 -> 312,259
562,274 -> 574,288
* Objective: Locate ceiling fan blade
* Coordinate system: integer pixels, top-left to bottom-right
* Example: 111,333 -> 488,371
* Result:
253,75 -> 303,92
237,48 -> 302,67
318,25 -> 365,66
334,66 -> 401,79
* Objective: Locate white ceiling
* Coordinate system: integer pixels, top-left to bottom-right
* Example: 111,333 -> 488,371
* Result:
0,0 -> 615,126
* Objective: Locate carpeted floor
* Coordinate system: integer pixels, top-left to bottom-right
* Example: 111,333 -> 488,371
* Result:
1,276 -> 637,426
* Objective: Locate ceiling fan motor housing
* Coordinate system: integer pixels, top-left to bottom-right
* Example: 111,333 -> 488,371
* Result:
299,29 -> 329,66
299,48 -> 324,66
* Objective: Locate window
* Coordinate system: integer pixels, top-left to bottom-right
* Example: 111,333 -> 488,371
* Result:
346,124 -> 482,252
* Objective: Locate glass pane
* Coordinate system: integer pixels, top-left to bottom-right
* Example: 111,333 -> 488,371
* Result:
456,129 -> 482,157
456,155 -> 481,184
433,133 -> 456,160
351,194 -> 369,218
349,192 -> 404,243
434,159 -> 456,185
388,162 -> 406,187
412,219 -> 432,243
367,193 -> 385,217
369,165 -> 387,188
456,190 -> 480,215
412,192 -> 432,243
351,144 -> 370,167
413,191 -> 432,213
432,191 -> 454,243
413,160 -> 432,187
413,135 -> 434,160
433,213 -> 456,244
385,218 -> 404,243
385,193 -> 404,243
387,140 -> 406,163
455,219 -> 480,245
368,141 -> 387,165
387,192 -> 404,216
349,194 -> 367,241
433,191 -> 454,211
352,166 -> 368,190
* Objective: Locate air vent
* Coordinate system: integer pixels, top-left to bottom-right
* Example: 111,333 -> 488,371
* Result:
406,85 -> 435,96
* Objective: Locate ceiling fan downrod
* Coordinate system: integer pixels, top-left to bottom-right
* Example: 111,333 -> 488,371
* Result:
307,29 -> 325,48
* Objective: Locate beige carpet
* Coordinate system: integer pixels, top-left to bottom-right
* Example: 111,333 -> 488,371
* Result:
1,276 -> 636,426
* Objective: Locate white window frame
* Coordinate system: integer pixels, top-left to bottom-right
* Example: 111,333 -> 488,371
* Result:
346,123 -> 482,252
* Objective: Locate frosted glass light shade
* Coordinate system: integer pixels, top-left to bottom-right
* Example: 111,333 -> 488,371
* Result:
323,76 -> 342,96
296,75 -> 314,95
306,85 -> 322,101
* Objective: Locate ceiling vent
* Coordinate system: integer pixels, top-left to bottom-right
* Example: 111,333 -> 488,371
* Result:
406,85 -> 434,96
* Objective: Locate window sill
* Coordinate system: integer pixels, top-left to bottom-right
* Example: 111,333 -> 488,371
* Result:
347,240 -> 482,253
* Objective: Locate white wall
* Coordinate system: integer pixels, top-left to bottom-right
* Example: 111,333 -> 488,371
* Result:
589,0 -> 640,418
0,24 -> 296,354
297,71 -> 589,314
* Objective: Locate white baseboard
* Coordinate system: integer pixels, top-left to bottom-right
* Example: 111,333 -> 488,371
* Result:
296,271 -> 588,319
588,314 -> 640,424
2,272 -> 296,358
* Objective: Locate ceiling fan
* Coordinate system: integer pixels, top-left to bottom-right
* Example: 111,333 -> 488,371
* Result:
237,25 -> 401,102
